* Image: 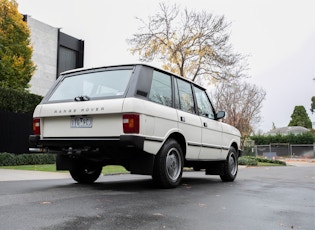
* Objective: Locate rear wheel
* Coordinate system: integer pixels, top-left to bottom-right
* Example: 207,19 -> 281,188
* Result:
220,147 -> 238,182
69,162 -> 102,184
152,139 -> 184,188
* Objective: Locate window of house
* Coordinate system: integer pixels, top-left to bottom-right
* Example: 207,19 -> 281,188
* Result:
58,46 -> 77,74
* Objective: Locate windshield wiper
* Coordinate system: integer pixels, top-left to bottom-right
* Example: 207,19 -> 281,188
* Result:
74,96 -> 90,101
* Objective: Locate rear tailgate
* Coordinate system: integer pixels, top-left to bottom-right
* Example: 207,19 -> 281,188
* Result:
34,99 -> 124,138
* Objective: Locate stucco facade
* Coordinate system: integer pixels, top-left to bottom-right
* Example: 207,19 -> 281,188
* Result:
26,16 -> 59,96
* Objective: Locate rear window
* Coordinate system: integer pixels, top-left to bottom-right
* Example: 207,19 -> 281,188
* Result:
48,69 -> 132,102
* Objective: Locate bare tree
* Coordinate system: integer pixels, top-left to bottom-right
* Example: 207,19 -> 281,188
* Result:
127,2 -> 247,84
211,80 -> 266,143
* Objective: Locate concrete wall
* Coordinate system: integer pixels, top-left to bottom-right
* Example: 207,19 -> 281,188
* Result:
26,16 -> 58,96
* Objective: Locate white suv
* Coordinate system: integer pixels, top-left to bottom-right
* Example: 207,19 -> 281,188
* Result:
29,64 -> 242,188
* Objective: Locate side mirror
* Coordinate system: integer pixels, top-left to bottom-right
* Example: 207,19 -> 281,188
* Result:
216,111 -> 225,120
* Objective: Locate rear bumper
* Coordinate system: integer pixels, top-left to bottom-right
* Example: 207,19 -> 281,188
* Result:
29,135 -> 145,152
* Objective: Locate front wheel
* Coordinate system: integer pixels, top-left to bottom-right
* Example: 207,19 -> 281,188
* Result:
220,147 -> 238,182
152,139 -> 184,188
69,162 -> 102,184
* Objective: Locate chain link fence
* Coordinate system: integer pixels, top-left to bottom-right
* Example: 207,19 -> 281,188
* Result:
253,143 -> 315,158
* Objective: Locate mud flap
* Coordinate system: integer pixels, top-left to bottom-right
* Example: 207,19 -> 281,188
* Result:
56,154 -> 74,170
129,153 -> 155,175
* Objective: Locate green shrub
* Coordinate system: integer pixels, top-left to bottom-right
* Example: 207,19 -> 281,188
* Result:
256,157 -> 286,166
238,156 -> 286,166
0,87 -> 42,114
238,156 -> 258,166
0,153 -> 55,166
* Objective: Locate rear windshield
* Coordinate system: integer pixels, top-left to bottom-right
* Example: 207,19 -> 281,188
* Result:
47,69 -> 132,102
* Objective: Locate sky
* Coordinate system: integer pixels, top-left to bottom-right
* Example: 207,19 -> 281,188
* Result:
16,0 -> 315,132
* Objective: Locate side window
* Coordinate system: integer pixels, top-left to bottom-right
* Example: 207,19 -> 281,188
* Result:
174,78 -> 180,109
176,78 -> 196,114
194,86 -> 215,119
149,71 -> 172,107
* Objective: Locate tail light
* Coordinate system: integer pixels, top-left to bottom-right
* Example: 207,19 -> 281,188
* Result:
123,114 -> 140,134
33,118 -> 41,135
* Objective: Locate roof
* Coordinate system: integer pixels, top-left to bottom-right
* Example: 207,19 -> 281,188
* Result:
265,126 -> 310,136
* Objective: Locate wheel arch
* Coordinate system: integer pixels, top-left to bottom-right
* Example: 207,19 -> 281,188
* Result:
230,142 -> 240,158
166,132 -> 187,158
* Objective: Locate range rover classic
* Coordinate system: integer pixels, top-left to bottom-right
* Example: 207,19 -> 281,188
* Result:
29,64 -> 242,188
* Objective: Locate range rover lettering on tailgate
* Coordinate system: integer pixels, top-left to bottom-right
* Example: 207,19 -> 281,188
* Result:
29,64 -> 242,188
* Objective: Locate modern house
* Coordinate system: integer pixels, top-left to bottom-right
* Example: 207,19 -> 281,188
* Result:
0,16 -> 84,154
23,15 -> 84,96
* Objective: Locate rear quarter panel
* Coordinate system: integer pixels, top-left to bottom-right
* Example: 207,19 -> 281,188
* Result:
122,98 -> 178,154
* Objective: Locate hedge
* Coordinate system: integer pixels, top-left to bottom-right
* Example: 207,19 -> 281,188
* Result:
250,133 -> 315,145
0,153 -> 55,166
0,87 -> 43,114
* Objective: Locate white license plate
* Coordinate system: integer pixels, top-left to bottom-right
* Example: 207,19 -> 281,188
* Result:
70,117 -> 93,128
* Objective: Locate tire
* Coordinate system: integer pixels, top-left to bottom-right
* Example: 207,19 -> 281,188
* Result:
220,147 -> 238,182
69,162 -> 102,184
152,139 -> 184,188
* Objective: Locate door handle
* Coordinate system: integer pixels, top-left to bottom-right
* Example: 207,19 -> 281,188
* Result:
203,122 -> 207,127
180,116 -> 185,122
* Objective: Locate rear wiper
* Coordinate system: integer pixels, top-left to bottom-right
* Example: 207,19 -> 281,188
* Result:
74,96 -> 90,101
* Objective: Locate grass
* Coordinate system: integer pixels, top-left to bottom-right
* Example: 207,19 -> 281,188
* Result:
0,164 -> 128,175
0,164 -> 58,172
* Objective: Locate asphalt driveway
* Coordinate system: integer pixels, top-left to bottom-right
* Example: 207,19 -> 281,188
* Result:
0,161 -> 314,230
0,158 -> 313,182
